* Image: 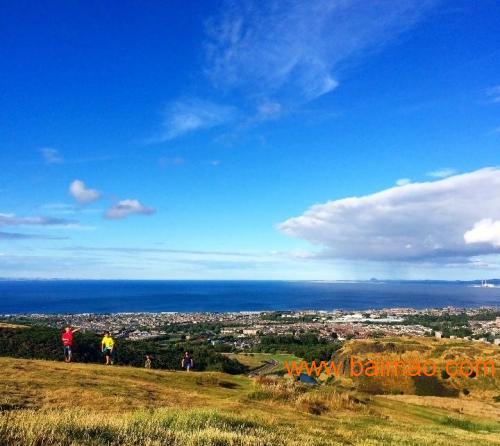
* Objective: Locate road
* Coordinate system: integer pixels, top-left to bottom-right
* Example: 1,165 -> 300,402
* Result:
248,359 -> 279,377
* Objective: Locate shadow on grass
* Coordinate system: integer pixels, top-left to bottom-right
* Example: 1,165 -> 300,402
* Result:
439,416 -> 499,433
412,376 -> 459,397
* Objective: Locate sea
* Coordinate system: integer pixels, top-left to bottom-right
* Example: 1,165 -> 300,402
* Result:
0,280 -> 499,314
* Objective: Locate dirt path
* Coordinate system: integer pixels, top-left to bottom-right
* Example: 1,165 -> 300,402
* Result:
248,359 -> 278,376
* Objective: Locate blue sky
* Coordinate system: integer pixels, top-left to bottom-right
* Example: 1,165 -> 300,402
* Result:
1,0 -> 500,279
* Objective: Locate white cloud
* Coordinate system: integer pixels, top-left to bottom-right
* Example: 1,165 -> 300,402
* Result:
0,212 -> 75,227
257,101 -> 282,119
40,147 -> 63,164
0,212 -> 76,240
104,199 -> 155,220
205,0 -> 435,102
464,219 -> 500,248
158,157 -> 185,168
278,167 -> 500,262
426,167 -> 457,178
150,1 -> 434,141
396,178 -> 411,186
69,180 -> 101,204
157,99 -> 238,140
486,85 -> 500,103
0,231 -> 67,240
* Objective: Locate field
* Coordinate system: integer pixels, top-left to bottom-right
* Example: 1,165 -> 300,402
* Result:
0,322 -> 26,329
0,342 -> 499,445
223,352 -> 303,374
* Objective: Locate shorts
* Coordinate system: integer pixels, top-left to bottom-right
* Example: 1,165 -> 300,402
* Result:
63,345 -> 72,356
103,348 -> 113,357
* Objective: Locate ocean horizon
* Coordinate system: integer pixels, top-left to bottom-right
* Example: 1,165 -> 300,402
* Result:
1,279 -> 499,314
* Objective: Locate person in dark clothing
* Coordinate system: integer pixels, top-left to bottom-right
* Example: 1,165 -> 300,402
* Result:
181,352 -> 193,371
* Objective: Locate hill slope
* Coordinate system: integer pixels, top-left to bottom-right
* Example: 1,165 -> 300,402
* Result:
0,356 -> 499,445
333,337 -> 500,401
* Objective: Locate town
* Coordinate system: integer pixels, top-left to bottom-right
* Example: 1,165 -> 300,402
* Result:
3,306 -> 499,348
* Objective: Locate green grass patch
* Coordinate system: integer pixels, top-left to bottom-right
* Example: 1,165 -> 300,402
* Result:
439,416 -> 500,433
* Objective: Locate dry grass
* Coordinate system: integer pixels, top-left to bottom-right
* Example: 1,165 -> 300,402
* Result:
0,409 -> 306,446
248,375 -> 372,415
1,402 -> 499,446
0,343 -> 499,445
381,394 -> 500,420
0,357 -> 250,412
334,337 -> 500,401
0,322 -> 26,329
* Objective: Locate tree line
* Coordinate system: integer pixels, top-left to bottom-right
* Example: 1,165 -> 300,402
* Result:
0,325 -> 246,374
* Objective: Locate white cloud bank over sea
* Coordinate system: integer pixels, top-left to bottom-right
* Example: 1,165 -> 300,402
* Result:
279,167 -> 500,264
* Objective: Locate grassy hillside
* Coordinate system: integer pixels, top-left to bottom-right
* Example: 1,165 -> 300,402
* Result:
0,354 -> 499,445
333,337 -> 500,402
0,322 -> 27,329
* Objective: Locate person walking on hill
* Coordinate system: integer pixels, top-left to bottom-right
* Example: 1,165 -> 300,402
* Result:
101,331 -> 115,365
181,351 -> 193,372
61,326 -> 80,363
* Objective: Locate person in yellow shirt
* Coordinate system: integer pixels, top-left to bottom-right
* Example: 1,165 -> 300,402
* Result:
101,331 -> 115,365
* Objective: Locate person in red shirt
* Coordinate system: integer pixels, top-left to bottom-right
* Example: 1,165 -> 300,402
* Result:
61,326 -> 80,363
